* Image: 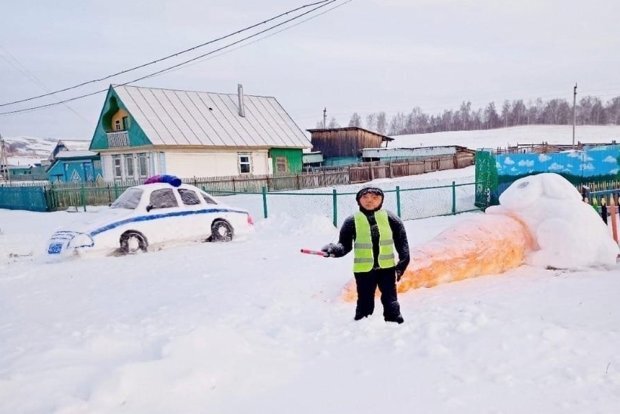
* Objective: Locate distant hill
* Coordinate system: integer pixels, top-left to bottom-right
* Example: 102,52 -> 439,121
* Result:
2,136 -> 90,166
390,125 -> 620,149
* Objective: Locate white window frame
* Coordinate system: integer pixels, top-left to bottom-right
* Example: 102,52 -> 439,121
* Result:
137,153 -> 149,180
238,153 -> 252,174
112,155 -> 123,180
124,154 -> 135,180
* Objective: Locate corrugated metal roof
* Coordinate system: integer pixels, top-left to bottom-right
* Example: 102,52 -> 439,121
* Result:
113,85 -> 310,149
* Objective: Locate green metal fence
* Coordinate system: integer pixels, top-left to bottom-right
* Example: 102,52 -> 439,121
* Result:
206,181 -> 480,226
0,179 -> 481,225
0,185 -> 48,211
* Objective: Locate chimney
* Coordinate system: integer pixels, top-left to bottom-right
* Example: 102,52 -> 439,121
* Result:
237,83 -> 245,117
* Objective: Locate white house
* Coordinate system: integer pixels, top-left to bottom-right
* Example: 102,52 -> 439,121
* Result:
89,84 -> 311,182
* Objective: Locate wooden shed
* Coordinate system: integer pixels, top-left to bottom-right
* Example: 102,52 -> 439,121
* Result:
307,127 -> 393,159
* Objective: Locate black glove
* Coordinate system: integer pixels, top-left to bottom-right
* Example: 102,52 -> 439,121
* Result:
321,243 -> 337,257
396,268 -> 404,282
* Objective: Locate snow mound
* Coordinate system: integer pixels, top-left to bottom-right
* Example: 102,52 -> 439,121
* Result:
488,173 -> 619,268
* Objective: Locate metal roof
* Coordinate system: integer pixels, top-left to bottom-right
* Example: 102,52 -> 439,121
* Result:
55,150 -> 99,159
113,85 -> 310,149
306,126 -> 394,141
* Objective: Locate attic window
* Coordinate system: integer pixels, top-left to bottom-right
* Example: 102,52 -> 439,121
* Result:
115,120 -> 121,131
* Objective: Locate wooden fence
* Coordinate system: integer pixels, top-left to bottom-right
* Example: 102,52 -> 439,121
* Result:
0,154 -> 474,210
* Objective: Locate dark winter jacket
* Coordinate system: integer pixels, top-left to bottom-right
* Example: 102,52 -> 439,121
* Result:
330,208 -> 410,274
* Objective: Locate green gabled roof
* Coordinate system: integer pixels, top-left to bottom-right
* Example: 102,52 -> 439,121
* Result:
89,86 -> 153,151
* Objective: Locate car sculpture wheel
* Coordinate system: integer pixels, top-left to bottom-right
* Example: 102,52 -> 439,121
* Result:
210,220 -> 234,242
120,231 -> 148,254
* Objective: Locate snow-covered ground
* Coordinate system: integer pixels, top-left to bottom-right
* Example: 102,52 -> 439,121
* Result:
1,165 -> 619,413
391,125 -> 620,149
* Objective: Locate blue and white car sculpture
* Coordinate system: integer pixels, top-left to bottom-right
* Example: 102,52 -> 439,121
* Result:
47,176 -> 254,256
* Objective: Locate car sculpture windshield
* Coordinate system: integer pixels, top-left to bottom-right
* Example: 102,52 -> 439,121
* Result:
110,188 -> 143,209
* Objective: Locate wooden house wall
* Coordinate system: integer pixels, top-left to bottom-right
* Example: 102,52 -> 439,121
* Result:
311,129 -> 384,158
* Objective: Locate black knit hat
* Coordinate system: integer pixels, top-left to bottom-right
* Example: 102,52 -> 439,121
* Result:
355,186 -> 384,202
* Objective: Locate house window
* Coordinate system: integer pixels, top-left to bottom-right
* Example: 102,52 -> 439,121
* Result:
122,116 -> 130,130
137,153 -> 148,179
275,156 -> 288,174
113,155 -> 123,180
125,154 -> 135,180
115,120 -> 121,131
238,153 -> 251,174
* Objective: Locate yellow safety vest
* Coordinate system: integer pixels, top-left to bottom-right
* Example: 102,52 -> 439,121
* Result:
353,210 -> 396,272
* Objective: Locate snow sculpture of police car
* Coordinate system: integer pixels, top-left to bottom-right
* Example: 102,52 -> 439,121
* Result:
47,175 -> 253,256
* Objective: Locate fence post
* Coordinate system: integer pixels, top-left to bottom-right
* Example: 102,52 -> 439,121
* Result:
296,174 -> 300,190
113,182 -> 119,199
48,182 -> 55,211
396,185 -> 401,218
80,184 -> 86,212
332,188 -> 338,227
451,181 -> 456,215
262,186 -> 268,219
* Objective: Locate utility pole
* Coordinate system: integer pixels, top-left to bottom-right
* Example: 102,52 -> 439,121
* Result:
572,83 -> 577,148
323,107 -> 327,129
0,134 -> 9,181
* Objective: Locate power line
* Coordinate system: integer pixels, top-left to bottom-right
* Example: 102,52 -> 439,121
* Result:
0,45 -> 91,124
0,0 -> 344,116
156,0 -> 353,77
0,0 -> 332,108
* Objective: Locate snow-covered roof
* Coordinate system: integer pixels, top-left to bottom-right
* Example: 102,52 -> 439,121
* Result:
63,140 -> 91,151
55,150 -> 98,159
113,85 -> 311,149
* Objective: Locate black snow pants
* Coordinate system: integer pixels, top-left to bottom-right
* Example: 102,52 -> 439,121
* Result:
354,267 -> 402,321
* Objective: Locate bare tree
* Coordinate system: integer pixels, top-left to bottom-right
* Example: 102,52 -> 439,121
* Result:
348,112 -> 362,127
327,117 -> 340,128
606,97 -> 620,124
458,101 -> 472,130
343,94 -> 620,136
511,100 -> 527,125
388,112 -> 406,135
376,112 -> 387,134
366,113 -> 377,131
501,100 -> 511,127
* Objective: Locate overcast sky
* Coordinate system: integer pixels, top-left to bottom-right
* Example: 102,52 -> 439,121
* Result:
1,0 -> 619,139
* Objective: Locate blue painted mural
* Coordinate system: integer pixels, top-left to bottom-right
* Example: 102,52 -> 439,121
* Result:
475,145 -> 620,208
496,145 -> 620,179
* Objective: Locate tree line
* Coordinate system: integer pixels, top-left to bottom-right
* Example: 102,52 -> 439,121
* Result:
318,96 -> 620,136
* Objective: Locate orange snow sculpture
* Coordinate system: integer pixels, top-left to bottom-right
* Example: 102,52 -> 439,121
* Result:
341,213 -> 535,302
